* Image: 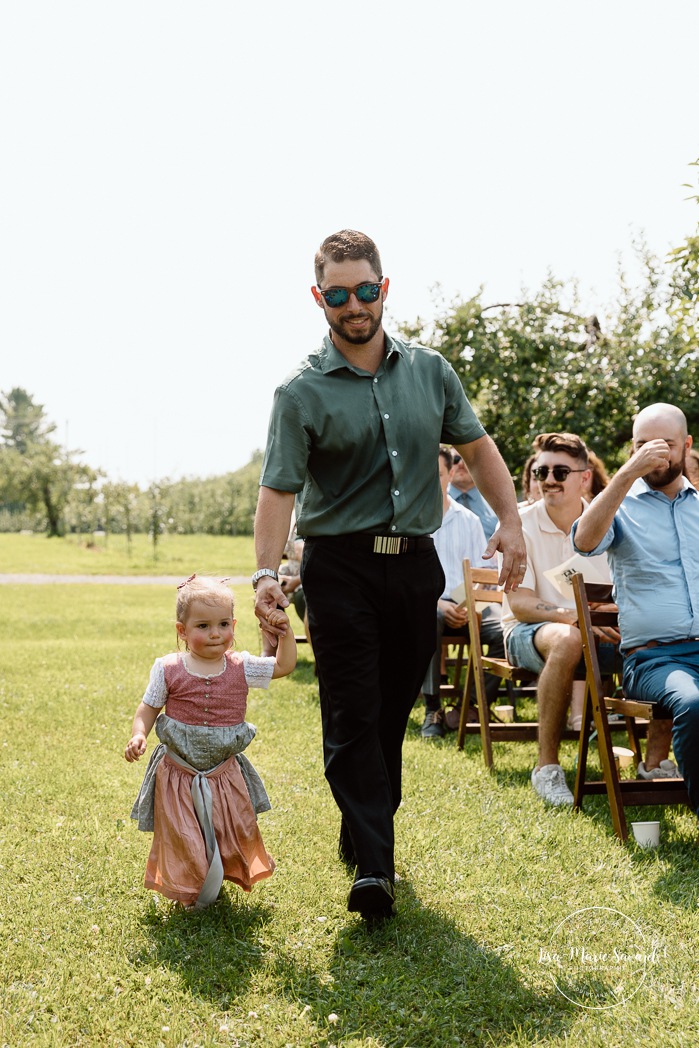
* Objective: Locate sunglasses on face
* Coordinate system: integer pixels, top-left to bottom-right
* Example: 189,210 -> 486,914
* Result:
532,465 -> 587,482
316,281 -> 384,308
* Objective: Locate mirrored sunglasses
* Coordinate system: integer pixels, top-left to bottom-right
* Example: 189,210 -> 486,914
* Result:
317,281 -> 383,308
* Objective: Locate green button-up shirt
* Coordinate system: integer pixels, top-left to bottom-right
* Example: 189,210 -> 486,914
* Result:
260,334 -> 485,537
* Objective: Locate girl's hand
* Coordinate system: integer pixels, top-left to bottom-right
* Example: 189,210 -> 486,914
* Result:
267,608 -> 291,633
125,732 -> 147,762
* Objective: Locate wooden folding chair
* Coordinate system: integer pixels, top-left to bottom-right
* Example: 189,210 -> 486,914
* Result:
457,559 -> 540,766
570,571 -> 688,840
439,638 -> 468,704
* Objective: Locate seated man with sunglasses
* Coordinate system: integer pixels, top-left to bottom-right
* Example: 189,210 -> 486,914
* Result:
501,432 -> 616,806
252,229 -> 525,921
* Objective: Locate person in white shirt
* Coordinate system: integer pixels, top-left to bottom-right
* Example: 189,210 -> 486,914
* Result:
422,447 -> 505,738
502,432 -> 619,805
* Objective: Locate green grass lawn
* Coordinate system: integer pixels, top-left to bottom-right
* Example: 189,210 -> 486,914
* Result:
1,582 -> 698,1047
0,533 -> 256,578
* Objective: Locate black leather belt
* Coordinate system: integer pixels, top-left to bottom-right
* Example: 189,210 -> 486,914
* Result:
306,534 -> 434,555
626,637 -> 699,657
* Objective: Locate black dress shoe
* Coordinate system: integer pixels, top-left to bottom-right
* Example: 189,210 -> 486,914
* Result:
347,874 -> 396,920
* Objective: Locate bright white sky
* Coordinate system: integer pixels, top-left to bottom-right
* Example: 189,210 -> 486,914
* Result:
2,1 -> 698,487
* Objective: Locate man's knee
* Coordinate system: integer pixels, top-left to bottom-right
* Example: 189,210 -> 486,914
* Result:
538,625 -> 582,666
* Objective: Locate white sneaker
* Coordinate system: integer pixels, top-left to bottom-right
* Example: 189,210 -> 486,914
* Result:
637,759 -> 679,779
531,764 -> 574,806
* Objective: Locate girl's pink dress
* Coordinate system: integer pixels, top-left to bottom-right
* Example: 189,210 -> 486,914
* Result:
130,650 -> 275,908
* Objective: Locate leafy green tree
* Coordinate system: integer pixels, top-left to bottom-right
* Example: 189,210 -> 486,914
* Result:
0,387 -> 98,536
0,387 -> 56,453
667,158 -> 699,357
400,240 -> 698,480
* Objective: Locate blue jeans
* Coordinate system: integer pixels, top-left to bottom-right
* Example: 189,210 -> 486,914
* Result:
507,620 -> 619,677
623,642 -> 699,815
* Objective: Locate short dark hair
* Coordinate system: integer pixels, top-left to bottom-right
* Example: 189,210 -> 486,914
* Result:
314,230 -> 383,285
438,445 -> 454,470
532,431 -> 589,467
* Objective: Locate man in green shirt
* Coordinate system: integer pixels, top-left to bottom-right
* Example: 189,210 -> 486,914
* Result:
253,230 -> 525,921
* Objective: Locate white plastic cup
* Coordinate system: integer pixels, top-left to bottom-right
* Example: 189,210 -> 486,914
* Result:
631,821 -> 660,848
613,746 -> 635,770
494,704 -> 515,723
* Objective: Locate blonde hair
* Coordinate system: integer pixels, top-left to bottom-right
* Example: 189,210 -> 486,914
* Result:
176,575 -> 235,624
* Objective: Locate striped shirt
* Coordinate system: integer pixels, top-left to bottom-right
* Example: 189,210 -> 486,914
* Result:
434,496 -> 491,599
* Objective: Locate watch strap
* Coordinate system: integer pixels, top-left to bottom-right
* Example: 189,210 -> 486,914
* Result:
252,568 -> 279,590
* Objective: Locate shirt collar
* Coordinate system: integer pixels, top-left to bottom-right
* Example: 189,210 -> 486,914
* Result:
631,475 -> 698,501
318,332 -> 403,375
535,496 -> 588,534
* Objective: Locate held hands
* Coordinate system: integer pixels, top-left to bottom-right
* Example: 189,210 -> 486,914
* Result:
124,732 -> 147,763
254,576 -> 290,648
267,607 -> 291,632
483,520 -> 527,593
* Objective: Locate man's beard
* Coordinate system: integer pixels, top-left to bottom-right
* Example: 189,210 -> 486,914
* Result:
327,302 -> 383,346
643,459 -> 684,489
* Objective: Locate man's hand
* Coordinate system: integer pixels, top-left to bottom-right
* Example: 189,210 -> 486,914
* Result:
591,624 -> 622,644
625,438 -> 671,478
280,575 -> 301,595
439,599 -> 468,629
483,520 -> 527,593
589,602 -> 621,644
254,576 -> 290,648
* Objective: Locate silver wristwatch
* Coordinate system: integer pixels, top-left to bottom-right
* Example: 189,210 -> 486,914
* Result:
251,568 -> 279,590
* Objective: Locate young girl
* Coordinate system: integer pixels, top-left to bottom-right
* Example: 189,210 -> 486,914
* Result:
125,575 -> 296,910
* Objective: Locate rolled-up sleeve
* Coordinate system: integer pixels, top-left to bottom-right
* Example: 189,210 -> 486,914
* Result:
571,517 -> 616,556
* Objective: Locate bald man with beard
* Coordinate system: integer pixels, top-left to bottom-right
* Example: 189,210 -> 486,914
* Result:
573,403 -> 699,820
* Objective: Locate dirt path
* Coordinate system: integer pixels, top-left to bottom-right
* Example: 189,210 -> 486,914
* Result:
0,574 -> 250,585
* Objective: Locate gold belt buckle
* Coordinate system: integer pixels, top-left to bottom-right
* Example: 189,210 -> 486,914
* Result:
373,536 -> 408,555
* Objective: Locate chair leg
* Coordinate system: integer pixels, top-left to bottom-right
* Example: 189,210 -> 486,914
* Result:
624,716 -> 644,766
457,658 -> 475,752
594,693 -> 629,841
474,663 -> 494,770
452,643 -> 466,693
573,682 -> 593,810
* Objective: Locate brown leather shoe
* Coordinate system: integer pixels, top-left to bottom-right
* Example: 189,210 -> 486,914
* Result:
443,704 -> 479,731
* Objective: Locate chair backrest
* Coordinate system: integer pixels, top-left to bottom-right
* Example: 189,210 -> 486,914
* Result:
571,574 -> 616,684
460,558 -> 540,764
464,563 -> 503,607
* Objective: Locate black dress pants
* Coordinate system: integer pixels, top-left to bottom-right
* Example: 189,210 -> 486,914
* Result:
301,537 -> 444,880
